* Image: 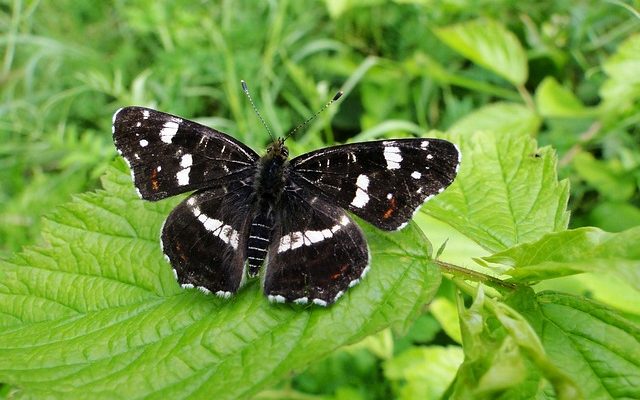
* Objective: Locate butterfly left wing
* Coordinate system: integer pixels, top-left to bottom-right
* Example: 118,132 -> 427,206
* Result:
112,106 -> 259,201
161,179 -> 255,297
290,139 -> 460,231
264,190 -> 369,306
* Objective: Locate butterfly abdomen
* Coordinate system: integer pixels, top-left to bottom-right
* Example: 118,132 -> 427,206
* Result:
246,213 -> 273,277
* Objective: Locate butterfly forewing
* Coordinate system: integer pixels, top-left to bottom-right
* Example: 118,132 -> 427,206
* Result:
290,139 -> 460,230
112,106 -> 259,200
161,180 -> 254,297
264,190 -> 369,306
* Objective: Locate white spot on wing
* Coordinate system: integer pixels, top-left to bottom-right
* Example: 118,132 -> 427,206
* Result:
454,143 -> 462,174
268,294 -> 286,303
181,283 -> 194,289
383,145 -> 402,170
180,154 -> 193,168
197,286 -> 211,295
278,235 -> 292,253
351,175 -> 370,208
113,107 -> 124,124
421,140 -> 429,149
176,168 -> 190,186
278,220 -> 349,254
143,110 -> 150,119
160,120 -> 179,143
140,139 -> 149,147
192,206 -> 239,249
411,171 -> 421,179
293,297 -> 308,305
215,290 -> 232,299
305,230 -> 325,244
356,174 -> 369,189
312,298 -> 328,307
290,232 -> 304,250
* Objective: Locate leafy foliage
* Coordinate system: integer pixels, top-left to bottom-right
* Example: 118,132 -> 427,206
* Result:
2,1 -> 639,399
0,161 -> 439,399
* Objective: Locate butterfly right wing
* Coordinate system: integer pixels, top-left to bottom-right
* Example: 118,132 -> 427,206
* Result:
161,178 -> 255,297
263,185 -> 370,306
113,106 -> 259,201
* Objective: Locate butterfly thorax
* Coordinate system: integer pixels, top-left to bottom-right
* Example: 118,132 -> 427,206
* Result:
253,138 -> 290,209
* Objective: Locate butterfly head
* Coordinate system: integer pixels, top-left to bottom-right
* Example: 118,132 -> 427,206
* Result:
266,138 -> 289,162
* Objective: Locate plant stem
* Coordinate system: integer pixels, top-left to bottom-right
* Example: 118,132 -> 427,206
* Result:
435,259 -> 518,291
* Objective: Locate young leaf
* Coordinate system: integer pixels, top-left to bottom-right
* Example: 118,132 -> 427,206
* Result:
535,77 -> 594,118
426,128 -> 570,253
383,345 -> 464,400
508,291 -> 640,400
0,161 -> 441,399
573,152 -> 636,202
600,33 -> 640,114
450,102 -> 540,137
484,226 -> 640,292
448,287 -> 549,399
434,19 -> 528,86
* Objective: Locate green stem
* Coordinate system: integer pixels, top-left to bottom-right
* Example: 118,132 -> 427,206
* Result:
435,259 -> 518,291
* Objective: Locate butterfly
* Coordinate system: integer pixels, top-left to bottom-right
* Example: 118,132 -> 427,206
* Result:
112,94 -> 460,306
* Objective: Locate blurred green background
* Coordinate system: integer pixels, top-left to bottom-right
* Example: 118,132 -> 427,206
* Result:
1,0 -> 639,398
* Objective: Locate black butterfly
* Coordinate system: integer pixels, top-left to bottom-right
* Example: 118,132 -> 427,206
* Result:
112,102 -> 460,306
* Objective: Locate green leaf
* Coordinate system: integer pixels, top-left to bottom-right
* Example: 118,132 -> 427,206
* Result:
450,102 -> 541,137
600,33 -> 640,113
383,345 -> 463,400
535,77 -> 594,118
0,161 -> 441,399
323,0 -> 386,19
434,19 -> 528,86
484,226 -> 640,292
449,287 -> 550,399
508,291 -> 640,400
430,297 -> 462,344
588,201 -> 640,233
573,152 -> 636,202
426,129 -> 569,253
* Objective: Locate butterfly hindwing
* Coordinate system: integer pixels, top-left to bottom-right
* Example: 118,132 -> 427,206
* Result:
161,179 -> 254,297
290,139 -> 460,230
264,189 -> 369,306
112,106 -> 259,200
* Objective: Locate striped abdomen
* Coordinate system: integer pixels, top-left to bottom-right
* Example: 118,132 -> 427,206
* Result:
246,214 -> 273,276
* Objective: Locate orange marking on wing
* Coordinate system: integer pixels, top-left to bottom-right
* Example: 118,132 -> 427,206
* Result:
175,242 -> 188,262
331,264 -> 350,280
383,197 -> 397,219
150,168 -> 160,191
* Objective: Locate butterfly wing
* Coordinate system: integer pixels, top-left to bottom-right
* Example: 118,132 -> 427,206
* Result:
161,179 -> 255,297
290,139 -> 460,231
112,106 -> 259,200
263,188 -> 369,306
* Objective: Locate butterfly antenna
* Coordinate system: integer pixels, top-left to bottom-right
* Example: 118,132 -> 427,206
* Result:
284,90 -> 343,141
241,80 -> 276,142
